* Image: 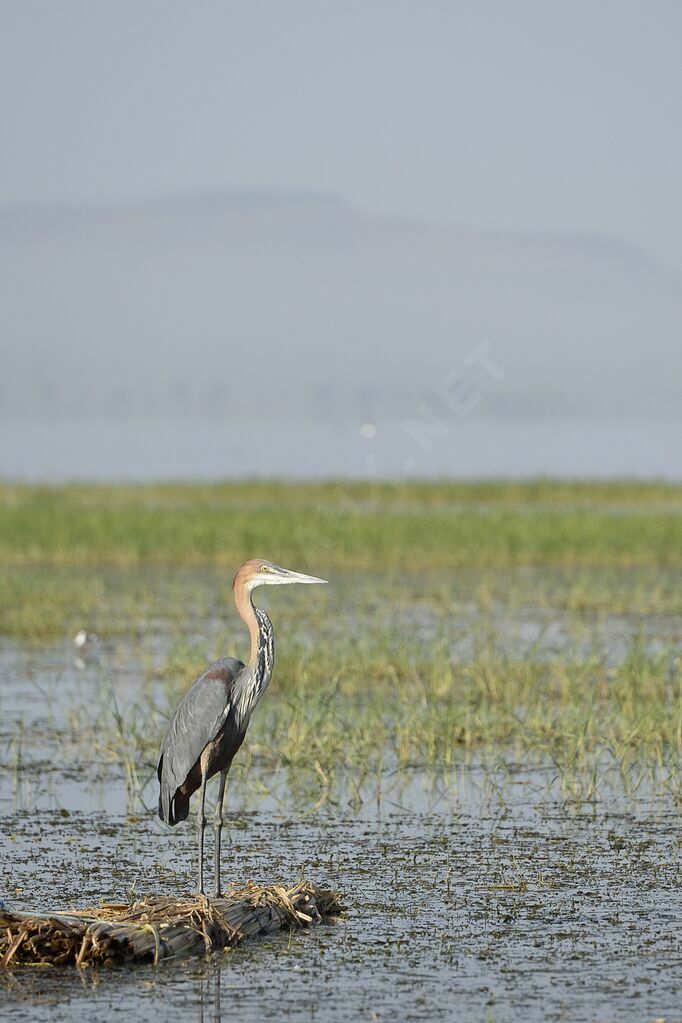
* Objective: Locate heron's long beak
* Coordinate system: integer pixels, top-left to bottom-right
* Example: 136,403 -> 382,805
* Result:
278,568 -> 328,585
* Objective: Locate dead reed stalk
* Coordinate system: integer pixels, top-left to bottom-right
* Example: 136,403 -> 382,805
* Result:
0,880 -> 343,968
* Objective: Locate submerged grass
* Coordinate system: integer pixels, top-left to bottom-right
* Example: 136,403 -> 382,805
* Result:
1,480 -> 680,802
135,627 -> 681,800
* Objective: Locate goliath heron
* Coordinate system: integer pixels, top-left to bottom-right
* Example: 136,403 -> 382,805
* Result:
157,559 -> 327,895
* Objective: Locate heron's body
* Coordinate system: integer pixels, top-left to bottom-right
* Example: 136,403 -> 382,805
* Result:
156,559 -> 325,895
157,656 -> 247,826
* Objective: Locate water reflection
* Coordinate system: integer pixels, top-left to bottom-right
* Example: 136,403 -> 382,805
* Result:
198,967 -> 221,1023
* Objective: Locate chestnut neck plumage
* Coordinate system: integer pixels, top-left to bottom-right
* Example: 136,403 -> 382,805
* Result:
232,574 -> 276,729
233,576 -> 267,669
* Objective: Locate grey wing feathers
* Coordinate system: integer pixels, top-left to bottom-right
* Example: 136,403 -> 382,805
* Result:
157,657 -> 244,825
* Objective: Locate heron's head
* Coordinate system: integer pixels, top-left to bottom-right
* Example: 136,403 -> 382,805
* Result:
233,559 -> 328,593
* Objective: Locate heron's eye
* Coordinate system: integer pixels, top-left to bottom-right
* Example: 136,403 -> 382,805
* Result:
260,565 -> 270,572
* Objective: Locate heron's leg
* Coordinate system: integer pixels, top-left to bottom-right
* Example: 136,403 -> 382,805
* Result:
213,769 -> 228,897
197,767 -> 209,895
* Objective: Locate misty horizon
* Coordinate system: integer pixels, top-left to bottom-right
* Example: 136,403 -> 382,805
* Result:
1,4 -> 680,480
2,189 -> 680,426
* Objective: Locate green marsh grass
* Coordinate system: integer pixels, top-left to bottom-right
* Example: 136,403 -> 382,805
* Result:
1,480 -> 682,573
1,481 -> 680,804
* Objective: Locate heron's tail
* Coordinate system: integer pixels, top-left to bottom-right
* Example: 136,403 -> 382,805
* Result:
157,754 -> 188,826
158,789 -> 185,825
168,791 -> 190,826
158,790 -> 189,826
157,758 -> 190,826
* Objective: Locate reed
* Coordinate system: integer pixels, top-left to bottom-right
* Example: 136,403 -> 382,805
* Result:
0,881 -> 343,968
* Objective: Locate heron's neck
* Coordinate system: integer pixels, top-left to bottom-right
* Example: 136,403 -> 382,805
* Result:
234,583 -> 274,671
232,583 -> 275,728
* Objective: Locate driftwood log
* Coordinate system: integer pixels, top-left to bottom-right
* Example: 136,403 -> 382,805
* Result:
0,880 -> 342,968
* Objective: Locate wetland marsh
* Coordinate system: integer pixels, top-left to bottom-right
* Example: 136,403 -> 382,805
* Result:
0,481 -> 680,1021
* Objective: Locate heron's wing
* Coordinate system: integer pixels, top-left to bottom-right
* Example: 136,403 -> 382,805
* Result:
157,656 -> 245,824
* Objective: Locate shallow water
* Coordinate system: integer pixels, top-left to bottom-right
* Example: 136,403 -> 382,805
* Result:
1,600 -> 680,1021
1,785 -> 680,1022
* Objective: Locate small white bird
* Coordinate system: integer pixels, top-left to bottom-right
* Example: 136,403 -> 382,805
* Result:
73,631 -> 99,667
73,629 -> 97,650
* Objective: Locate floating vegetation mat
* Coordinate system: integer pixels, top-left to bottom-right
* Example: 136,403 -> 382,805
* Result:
0,881 -> 343,968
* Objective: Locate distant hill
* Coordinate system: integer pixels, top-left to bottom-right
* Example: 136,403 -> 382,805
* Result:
1,191 -> 680,420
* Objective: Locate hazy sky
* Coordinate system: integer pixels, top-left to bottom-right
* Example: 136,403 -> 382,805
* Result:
1,1 -> 681,274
